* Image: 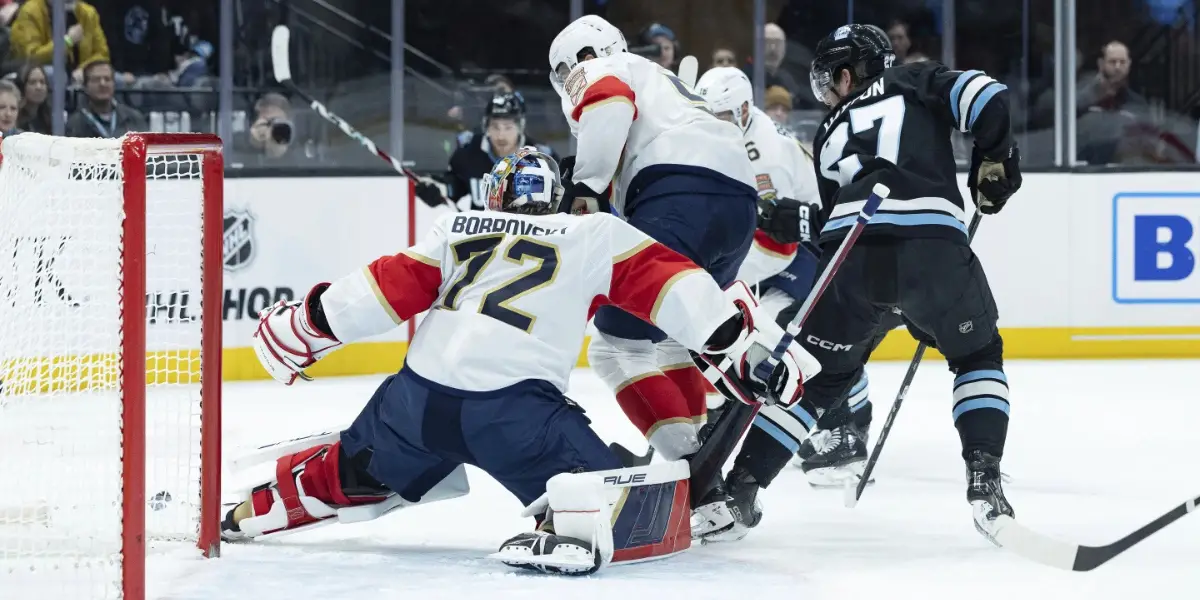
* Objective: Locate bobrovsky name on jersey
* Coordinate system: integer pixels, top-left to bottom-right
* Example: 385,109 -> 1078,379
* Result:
1112,192 -> 1200,304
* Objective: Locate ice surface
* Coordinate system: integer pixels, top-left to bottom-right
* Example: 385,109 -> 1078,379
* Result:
152,360 -> 1200,599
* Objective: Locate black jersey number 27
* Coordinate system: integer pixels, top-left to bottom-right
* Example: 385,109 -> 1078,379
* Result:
818,95 -> 906,186
442,235 -> 561,333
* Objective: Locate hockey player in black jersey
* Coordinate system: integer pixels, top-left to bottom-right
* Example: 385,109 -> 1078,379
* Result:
414,92 -> 558,211
725,23 -> 1022,540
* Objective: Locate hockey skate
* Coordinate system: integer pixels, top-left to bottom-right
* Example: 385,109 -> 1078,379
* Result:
698,466 -> 762,543
690,479 -> 736,541
795,421 -> 872,488
965,450 -> 1015,544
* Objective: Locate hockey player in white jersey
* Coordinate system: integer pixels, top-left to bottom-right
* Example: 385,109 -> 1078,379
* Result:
548,18 -> 761,537
695,66 -> 877,540
222,148 -> 819,575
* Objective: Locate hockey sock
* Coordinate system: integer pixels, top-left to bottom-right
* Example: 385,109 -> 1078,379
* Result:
614,374 -> 699,459
661,365 -> 709,427
730,425 -> 794,487
949,337 -> 1010,460
848,371 -> 873,430
592,334 -> 701,460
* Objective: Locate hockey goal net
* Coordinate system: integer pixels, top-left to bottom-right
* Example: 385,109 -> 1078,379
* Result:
0,133 -> 223,599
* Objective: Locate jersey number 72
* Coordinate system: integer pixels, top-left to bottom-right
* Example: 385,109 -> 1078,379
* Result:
819,95 -> 905,186
441,235 -> 561,333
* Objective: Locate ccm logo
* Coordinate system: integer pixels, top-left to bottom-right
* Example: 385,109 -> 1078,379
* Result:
603,473 -> 647,485
807,335 -> 853,352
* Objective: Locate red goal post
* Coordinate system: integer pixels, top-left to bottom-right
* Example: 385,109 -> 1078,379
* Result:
0,132 -> 223,600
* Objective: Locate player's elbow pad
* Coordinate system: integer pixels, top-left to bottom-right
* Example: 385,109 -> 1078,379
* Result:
969,90 -> 1015,158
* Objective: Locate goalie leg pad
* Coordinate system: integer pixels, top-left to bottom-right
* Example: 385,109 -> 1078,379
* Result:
589,332 -> 701,460
495,461 -> 691,574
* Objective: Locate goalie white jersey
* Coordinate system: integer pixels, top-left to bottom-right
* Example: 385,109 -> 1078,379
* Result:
737,107 -> 822,285
560,52 -> 756,214
318,211 -> 736,393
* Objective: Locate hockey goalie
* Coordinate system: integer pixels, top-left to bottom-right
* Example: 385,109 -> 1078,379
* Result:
224,148 -> 820,575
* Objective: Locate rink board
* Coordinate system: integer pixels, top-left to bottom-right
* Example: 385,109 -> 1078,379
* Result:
215,172 -> 1200,379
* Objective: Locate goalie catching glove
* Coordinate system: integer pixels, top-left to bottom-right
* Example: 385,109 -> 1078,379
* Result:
252,283 -> 343,384
701,281 -> 820,408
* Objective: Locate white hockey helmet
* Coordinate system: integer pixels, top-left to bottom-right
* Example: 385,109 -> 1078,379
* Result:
548,15 -> 628,99
696,67 -> 754,132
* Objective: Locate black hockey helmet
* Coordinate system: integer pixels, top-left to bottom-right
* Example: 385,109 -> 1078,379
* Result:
810,24 -> 895,104
483,92 -> 527,132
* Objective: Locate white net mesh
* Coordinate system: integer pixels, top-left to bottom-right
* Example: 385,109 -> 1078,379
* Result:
0,134 -> 217,599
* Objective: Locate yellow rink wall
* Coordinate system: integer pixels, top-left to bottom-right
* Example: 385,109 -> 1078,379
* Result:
219,325 -> 1200,382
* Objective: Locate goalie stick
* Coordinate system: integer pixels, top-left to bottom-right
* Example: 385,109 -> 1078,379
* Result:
270,25 -> 460,212
689,184 -> 889,497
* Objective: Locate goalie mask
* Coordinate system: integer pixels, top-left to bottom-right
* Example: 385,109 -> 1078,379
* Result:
481,147 -> 564,215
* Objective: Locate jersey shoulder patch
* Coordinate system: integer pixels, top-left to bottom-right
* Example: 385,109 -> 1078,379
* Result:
456,130 -> 475,147
565,65 -> 589,106
567,56 -> 631,106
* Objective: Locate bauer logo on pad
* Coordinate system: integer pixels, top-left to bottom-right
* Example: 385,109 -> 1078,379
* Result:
1112,192 -> 1200,303
223,209 -> 256,271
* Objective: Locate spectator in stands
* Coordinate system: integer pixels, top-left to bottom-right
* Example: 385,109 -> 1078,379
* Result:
0,79 -> 21,136
15,63 -> 50,134
887,19 -> 931,64
744,23 -> 803,108
711,47 -> 736,69
640,23 -> 676,70
65,59 -> 147,138
764,85 -> 793,126
1076,41 -> 1148,164
10,0 -> 111,85
246,92 -> 299,163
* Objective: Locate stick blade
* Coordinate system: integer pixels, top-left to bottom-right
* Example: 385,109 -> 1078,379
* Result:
271,25 -> 293,83
677,55 -> 699,88
842,478 -> 859,508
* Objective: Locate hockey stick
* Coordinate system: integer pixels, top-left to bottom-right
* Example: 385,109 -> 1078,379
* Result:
689,184 -> 889,494
677,55 -> 699,88
990,494 -> 1200,571
270,25 -> 460,212
844,210 -> 984,508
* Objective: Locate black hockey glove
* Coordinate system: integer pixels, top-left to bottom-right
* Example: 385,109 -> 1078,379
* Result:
969,145 -> 1022,215
562,180 -> 610,215
414,177 -> 448,208
757,197 -> 821,245
557,155 -> 576,182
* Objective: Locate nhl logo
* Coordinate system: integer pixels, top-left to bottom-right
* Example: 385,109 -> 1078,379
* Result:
958,320 -> 974,334
223,210 -> 256,271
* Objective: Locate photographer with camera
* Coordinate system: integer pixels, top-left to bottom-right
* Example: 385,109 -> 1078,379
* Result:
65,59 -> 148,139
243,92 -> 303,165
631,22 -> 677,70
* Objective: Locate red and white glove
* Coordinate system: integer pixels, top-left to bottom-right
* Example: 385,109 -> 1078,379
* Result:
252,283 -> 343,385
701,281 -> 821,408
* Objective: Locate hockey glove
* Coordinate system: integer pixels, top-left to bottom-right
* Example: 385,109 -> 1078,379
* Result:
253,283 -> 343,385
969,145 -> 1022,214
413,175 -> 449,208
757,197 -> 822,245
701,281 -> 821,408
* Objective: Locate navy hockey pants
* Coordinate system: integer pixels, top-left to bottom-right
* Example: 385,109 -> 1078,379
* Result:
339,366 -> 621,506
593,172 -> 757,343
